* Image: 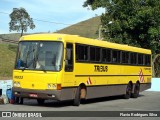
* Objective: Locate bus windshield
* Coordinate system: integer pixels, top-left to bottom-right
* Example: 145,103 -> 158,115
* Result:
15,41 -> 63,71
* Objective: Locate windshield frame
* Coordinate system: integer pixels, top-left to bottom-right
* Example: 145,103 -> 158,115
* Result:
15,40 -> 64,72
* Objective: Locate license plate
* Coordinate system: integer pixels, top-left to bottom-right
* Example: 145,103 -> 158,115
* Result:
29,93 -> 38,98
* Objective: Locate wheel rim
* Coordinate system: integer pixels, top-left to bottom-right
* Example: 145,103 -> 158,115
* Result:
80,88 -> 86,99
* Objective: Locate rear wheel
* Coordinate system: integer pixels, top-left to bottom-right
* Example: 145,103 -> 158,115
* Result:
37,99 -> 45,105
124,83 -> 132,99
132,83 -> 140,98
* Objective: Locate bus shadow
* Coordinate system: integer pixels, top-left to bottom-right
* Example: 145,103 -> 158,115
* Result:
83,94 -> 145,105
42,95 -> 123,107
22,94 -> 145,107
82,95 -> 123,104
22,99 -> 73,108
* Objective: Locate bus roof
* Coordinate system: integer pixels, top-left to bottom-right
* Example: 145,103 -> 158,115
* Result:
20,33 -> 151,54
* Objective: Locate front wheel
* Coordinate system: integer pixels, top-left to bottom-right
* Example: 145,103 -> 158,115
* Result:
37,99 -> 45,105
14,97 -> 23,104
73,87 -> 81,106
14,97 -> 19,104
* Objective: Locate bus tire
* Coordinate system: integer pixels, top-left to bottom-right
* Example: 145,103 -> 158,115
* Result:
132,83 -> 140,98
37,99 -> 45,105
15,97 -> 19,104
80,87 -> 87,104
124,83 -> 132,99
19,98 -> 23,104
14,97 -> 23,104
73,87 -> 81,106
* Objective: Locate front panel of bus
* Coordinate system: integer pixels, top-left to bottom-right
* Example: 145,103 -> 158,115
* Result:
13,41 -> 64,100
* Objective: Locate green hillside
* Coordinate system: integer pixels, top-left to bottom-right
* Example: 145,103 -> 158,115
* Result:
57,16 -> 101,39
0,33 -> 21,42
0,43 -> 17,79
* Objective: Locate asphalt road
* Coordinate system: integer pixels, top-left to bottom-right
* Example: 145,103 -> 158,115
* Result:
0,91 -> 160,120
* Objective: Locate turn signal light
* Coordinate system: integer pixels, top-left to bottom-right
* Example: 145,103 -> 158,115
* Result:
57,84 -> 61,90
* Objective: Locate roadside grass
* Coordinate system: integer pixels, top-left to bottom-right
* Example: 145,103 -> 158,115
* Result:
0,43 -> 17,80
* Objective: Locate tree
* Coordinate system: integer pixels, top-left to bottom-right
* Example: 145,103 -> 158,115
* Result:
83,0 -> 160,55
152,54 -> 160,77
9,7 -> 35,36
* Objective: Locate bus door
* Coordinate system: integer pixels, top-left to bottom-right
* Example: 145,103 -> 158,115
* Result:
64,43 -> 74,85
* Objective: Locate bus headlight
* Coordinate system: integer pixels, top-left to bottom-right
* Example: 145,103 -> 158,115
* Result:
17,82 -> 21,87
48,84 -> 51,89
13,82 -> 17,87
47,84 -> 55,89
47,84 -> 61,90
52,84 -> 57,89
13,82 -> 21,87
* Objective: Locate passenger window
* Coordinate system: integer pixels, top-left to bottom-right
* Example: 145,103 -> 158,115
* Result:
130,53 -> 137,65
145,55 -> 151,66
138,54 -> 144,65
76,44 -> 88,61
122,51 -> 129,64
112,50 -> 120,63
90,46 -> 100,62
102,49 -> 111,63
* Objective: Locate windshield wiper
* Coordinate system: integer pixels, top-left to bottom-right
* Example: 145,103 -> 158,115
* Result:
19,66 -> 28,71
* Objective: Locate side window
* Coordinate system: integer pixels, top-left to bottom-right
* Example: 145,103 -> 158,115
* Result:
122,51 -> 129,64
106,49 -> 111,62
65,43 -> 73,72
96,47 -> 101,61
90,46 -> 101,62
102,49 -> 107,62
138,54 -> 144,65
130,53 -> 137,65
90,47 -> 96,61
76,44 -> 88,61
112,50 -> 120,63
145,55 -> 151,66
102,49 -> 111,63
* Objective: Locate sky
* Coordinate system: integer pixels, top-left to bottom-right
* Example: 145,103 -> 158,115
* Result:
0,0 -> 104,34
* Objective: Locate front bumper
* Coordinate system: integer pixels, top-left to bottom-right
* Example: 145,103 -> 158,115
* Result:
12,87 -> 61,100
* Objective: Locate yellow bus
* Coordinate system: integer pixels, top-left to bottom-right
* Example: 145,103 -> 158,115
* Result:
12,33 -> 152,106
